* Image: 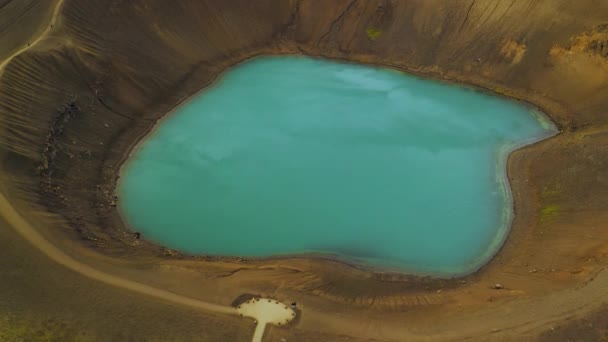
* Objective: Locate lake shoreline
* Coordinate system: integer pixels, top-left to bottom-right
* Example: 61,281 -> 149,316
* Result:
61,38 -> 591,308
25,41 -> 584,306
117,54 -> 558,279
67,41 -> 576,298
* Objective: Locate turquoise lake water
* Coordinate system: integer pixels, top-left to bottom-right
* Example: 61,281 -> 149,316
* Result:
119,56 -> 555,276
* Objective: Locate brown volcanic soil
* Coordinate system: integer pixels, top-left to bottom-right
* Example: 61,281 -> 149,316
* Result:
1,0 -> 608,340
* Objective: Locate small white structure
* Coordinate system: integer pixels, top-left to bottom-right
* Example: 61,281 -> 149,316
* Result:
237,298 -> 296,342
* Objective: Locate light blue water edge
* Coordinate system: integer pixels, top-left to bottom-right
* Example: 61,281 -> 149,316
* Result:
118,55 -> 556,277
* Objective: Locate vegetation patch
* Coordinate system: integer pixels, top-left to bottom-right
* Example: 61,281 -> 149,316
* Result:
0,313 -> 91,342
540,205 -> 561,222
366,28 -> 382,41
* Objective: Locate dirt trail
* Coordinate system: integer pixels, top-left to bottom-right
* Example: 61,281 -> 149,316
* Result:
0,192 -> 237,315
0,6 -> 305,339
0,0 -> 64,76
0,0 -> 239,320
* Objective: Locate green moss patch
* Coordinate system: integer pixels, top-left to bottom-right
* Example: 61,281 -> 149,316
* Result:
540,205 -> 561,222
366,28 -> 382,41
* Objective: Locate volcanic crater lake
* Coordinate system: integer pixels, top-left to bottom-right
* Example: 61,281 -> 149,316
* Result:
119,56 -> 555,276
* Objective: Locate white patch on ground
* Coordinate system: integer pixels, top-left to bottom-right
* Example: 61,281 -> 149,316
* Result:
237,298 -> 296,342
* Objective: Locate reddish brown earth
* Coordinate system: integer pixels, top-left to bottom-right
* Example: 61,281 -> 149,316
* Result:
0,0 -> 607,340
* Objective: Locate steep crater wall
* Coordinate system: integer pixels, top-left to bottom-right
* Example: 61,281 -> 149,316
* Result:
1,0 -> 607,304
